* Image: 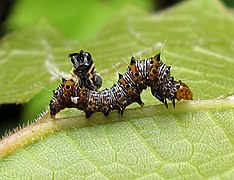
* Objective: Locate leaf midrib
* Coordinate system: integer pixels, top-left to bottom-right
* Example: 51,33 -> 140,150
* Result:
0,98 -> 233,159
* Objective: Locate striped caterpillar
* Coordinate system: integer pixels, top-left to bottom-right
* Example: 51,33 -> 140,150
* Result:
49,51 -> 193,119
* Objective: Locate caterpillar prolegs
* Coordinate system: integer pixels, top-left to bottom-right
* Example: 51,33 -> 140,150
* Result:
49,52 -> 193,119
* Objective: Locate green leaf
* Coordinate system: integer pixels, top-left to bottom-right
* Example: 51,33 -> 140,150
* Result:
0,21 -> 80,104
0,0 -> 234,179
7,0 -> 152,40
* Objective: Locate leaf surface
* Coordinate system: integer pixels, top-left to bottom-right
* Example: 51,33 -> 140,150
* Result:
0,0 -> 234,179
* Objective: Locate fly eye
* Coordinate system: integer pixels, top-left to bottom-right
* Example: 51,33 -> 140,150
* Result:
126,84 -> 130,89
65,85 -> 71,90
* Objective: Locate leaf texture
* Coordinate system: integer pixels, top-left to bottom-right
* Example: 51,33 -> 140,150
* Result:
0,0 -> 234,179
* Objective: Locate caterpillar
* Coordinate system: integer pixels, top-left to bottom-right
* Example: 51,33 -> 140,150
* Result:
50,52 -> 193,119
69,50 -> 102,90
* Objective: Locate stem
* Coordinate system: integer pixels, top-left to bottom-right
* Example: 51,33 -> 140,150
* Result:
0,99 -> 233,159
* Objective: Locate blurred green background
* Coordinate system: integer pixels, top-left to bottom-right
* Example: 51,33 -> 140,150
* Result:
0,0 -> 233,136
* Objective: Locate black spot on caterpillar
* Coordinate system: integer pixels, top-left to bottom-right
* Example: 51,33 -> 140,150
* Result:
50,52 -> 193,119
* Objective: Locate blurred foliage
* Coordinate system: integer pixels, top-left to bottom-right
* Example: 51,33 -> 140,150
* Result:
4,0 -> 234,41
223,0 -> 234,6
7,0 -> 153,41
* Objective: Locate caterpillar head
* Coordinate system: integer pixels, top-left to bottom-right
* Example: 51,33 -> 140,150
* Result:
175,81 -> 193,101
151,78 -> 193,108
50,78 -> 76,119
69,50 -> 93,73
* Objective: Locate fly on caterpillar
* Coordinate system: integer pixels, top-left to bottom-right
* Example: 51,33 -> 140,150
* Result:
69,50 -> 102,90
50,51 -> 193,119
